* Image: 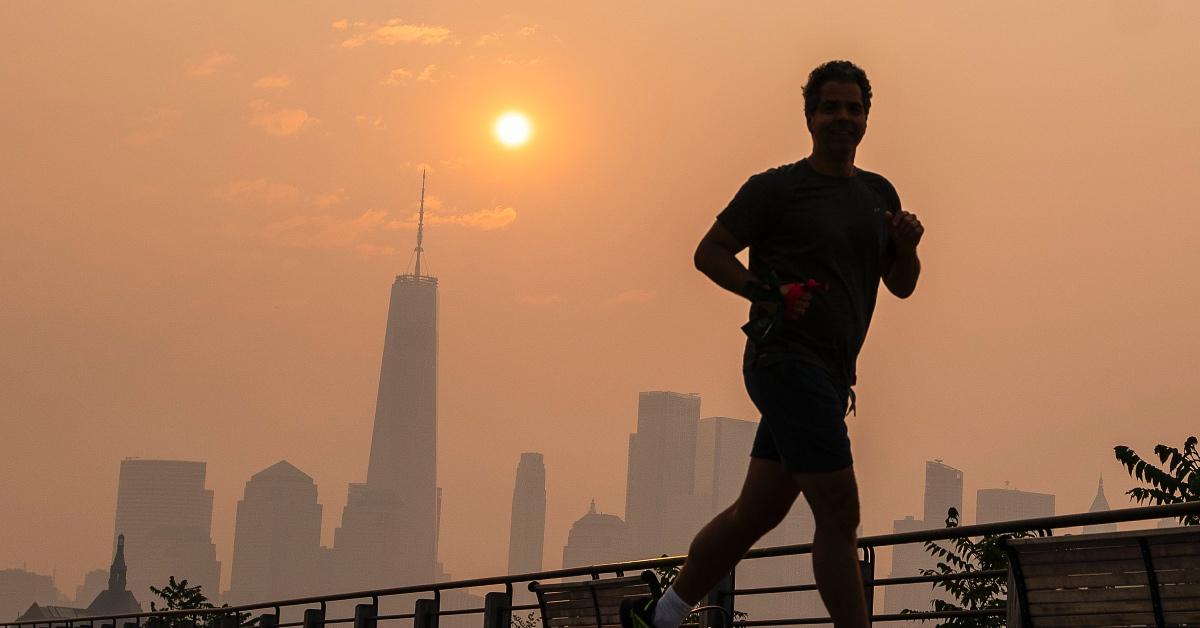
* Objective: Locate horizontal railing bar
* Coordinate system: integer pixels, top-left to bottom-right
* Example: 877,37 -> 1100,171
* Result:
436,608 -> 484,617
505,604 -> 539,611
733,569 -> 1016,596
5,502 -> 1195,628
872,568 -> 1006,587
749,500 -> 1200,561
374,614 -> 415,621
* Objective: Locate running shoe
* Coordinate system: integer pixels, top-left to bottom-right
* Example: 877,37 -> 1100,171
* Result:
619,596 -> 657,628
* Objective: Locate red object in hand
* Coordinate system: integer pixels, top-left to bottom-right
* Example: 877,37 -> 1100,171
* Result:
783,279 -> 829,319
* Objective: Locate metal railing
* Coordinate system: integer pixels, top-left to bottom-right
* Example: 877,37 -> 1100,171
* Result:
7,501 -> 1198,628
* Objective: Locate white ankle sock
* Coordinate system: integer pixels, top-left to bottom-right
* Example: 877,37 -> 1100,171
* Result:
652,587 -> 693,628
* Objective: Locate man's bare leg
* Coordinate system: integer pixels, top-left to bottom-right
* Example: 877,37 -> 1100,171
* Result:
669,462 -> 868,628
795,466 -> 869,628
670,458 -> 801,603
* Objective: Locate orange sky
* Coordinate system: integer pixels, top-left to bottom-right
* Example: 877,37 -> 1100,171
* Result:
3,1 -> 1198,596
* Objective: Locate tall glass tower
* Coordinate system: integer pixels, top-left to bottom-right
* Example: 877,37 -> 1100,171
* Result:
335,172 -> 438,587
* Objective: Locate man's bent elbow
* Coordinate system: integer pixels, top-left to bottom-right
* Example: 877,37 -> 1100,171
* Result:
693,243 -> 712,273
888,281 -> 917,299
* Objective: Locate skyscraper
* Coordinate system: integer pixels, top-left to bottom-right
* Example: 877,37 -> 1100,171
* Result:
0,569 -> 59,622
976,487 -> 1055,524
884,460 -> 963,621
335,174 -> 439,588
625,391 -> 702,558
923,460 -> 964,526
228,461 -> 323,603
694,417 -> 757,514
883,515 -> 939,622
507,453 -> 547,575
112,459 -> 220,600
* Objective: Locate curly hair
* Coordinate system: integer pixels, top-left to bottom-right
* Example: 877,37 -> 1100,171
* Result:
802,60 -> 872,119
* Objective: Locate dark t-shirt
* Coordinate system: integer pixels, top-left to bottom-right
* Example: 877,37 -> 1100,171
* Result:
716,159 -> 901,388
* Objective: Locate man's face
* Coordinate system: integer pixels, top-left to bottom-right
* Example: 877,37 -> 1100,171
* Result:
806,81 -> 867,154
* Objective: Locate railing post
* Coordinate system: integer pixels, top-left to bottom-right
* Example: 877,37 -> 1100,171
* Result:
258,615 -> 278,628
302,608 -> 325,628
858,547 -> 876,625
1006,567 -> 1022,628
703,570 -> 734,628
353,604 -> 376,628
414,598 -> 439,628
483,591 -> 512,628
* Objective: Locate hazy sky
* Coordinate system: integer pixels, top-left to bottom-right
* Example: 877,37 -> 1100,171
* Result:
3,1 -> 1198,596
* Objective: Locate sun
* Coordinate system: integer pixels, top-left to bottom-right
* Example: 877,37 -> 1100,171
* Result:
494,111 -> 532,148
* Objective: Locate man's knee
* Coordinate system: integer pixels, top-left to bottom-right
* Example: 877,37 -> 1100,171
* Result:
812,496 -> 860,539
799,469 -> 861,537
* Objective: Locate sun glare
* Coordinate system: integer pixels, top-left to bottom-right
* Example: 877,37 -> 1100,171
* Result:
494,112 -> 532,148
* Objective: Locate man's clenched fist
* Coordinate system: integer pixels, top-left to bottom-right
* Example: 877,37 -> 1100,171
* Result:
883,210 -> 924,254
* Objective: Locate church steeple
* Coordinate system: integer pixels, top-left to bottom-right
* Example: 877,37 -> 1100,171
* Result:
1083,474 -> 1117,534
108,534 -> 128,592
1089,474 -> 1111,513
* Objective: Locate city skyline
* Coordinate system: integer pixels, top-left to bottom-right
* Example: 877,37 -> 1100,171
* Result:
0,444 -> 1147,612
5,0 -> 1199,599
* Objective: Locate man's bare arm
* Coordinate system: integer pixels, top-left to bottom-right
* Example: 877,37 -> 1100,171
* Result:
883,249 -> 920,298
881,209 -> 924,299
693,221 -> 759,299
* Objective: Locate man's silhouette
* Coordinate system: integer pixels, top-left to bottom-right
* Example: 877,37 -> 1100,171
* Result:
622,60 -> 924,628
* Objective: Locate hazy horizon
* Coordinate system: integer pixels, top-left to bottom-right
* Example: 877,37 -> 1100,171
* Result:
3,0 -> 1198,596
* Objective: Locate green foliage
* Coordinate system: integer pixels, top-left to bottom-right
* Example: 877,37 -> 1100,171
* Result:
510,611 -> 540,628
1114,435 -> 1200,526
146,576 -> 249,628
901,508 -> 1036,627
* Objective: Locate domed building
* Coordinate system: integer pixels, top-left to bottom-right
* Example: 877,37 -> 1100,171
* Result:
561,501 -> 632,578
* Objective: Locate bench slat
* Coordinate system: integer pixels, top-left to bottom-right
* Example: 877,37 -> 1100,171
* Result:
544,590 -> 596,602
1148,541 -> 1200,557
1163,609 -> 1200,624
593,591 -> 649,605
1021,558 -> 1147,577
1026,586 -> 1152,605
1029,599 -> 1153,617
1154,556 -> 1200,572
1161,596 -> 1200,612
547,617 -> 596,628
1028,611 -> 1158,627
1024,571 -> 1150,590
544,600 -> 601,615
1019,546 -> 1143,565
1160,582 -> 1200,599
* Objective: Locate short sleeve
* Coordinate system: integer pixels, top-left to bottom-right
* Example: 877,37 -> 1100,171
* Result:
716,172 -> 777,247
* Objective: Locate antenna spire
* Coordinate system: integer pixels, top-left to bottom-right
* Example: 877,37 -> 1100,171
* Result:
414,169 -> 426,277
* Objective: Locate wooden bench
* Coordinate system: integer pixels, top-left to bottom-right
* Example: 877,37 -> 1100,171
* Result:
529,572 -> 663,628
1003,526 -> 1200,627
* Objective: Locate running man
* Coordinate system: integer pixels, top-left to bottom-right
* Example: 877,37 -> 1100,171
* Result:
622,60 -> 923,628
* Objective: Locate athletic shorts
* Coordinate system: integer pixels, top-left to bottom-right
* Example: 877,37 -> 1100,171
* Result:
744,359 -> 854,473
